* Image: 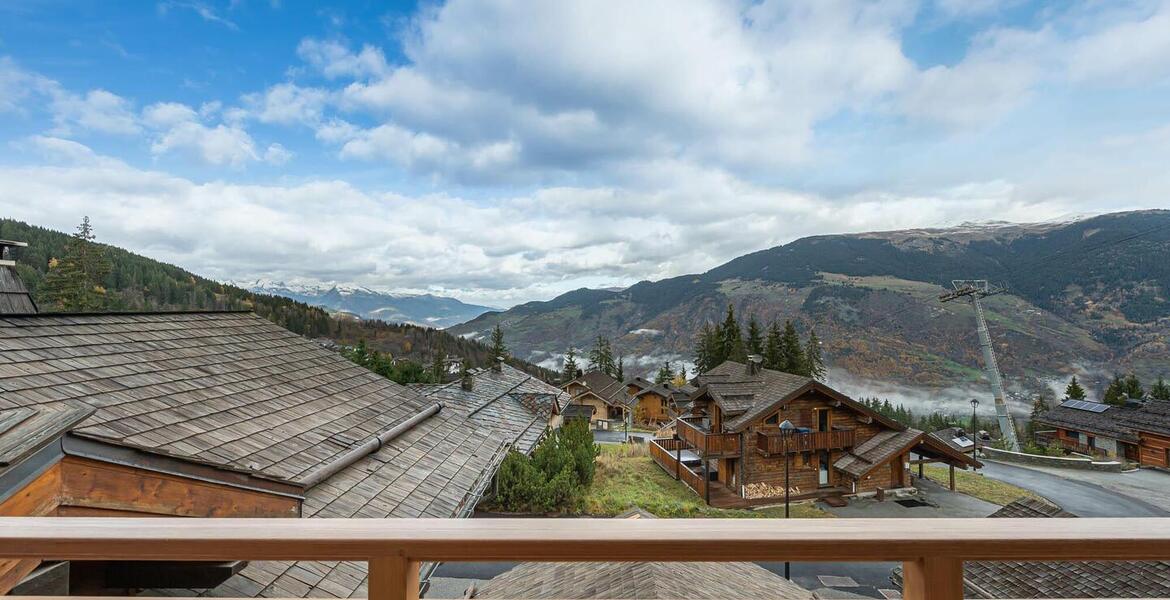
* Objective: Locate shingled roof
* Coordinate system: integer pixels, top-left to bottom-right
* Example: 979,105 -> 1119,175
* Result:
0,311 -> 441,484
417,364 -> 567,455
472,510 -> 813,600
0,266 -> 36,315
566,370 -> 629,407
1037,399 -> 1170,442
694,361 -> 901,432
892,498 -> 1170,598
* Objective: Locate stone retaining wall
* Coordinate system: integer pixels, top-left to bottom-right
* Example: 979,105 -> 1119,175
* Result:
981,447 -> 1123,472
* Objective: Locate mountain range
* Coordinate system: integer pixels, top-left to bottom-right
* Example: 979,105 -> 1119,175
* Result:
449,210 -> 1170,412
238,280 -> 496,329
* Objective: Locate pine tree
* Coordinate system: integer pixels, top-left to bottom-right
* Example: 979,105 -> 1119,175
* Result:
430,345 -> 446,383
746,316 -> 764,356
803,328 -> 825,380
588,336 -> 616,377
1151,377 -> 1170,401
490,323 -> 508,360
616,355 -> 625,382
1103,375 -> 1128,407
763,321 -> 784,370
655,362 -> 673,385
38,216 -> 112,312
1064,376 -> 1087,400
562,347 -> 579,383
1027,396 -> 1050,439
671,367 -> 688,387
693,323 -> 722,374
1123,373 -> 1144,400
780,320 -> 805,375
719,304 -> 746,363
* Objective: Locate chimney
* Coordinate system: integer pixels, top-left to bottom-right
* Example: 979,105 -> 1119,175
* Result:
0,240 -> 28,267
492,356 -> 504,373
0,240 -> 37,315
461,370 -> 475,391
746,354 -> 763,375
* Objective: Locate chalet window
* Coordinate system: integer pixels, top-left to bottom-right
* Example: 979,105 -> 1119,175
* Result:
764,412 -> 780,425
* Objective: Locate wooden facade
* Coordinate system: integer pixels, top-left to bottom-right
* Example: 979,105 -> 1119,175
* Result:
652,361 -> 979,507
1138,431 -> 1170,468
0,454 -> 300,595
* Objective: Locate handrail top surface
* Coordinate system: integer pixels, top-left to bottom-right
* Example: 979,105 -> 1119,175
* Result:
2,517 -> 1170,562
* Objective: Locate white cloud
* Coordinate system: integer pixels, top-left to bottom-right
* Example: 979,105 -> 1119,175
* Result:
241,82 -> 330,125
296,38 -> 389,79
143,102 -> 200,128
263,142 -> 293,165
150,120 -> 259,167
0,57 -> 55,113
49,88 -> 141,135
0,145 -> 1123,307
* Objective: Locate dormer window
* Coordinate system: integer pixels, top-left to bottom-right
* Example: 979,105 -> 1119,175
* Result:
764,412 -> 780,426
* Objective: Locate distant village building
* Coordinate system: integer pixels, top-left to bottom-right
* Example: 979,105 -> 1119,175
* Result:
1035,399 -> 1170,466
650,359 -> 980,507
624,377 -> 696,426
0,245 -> 565,597
562,370 -> 632,430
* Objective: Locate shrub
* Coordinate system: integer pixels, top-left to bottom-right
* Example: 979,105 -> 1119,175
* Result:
493,417 -> 599,513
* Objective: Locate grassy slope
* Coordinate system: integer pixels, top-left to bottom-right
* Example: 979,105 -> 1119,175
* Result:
921,464 -> 1040,506
583,445 -> 831,518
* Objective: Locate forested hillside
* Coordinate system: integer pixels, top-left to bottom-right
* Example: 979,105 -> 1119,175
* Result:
452,210 -> 1170,402
0,218 -> 553,380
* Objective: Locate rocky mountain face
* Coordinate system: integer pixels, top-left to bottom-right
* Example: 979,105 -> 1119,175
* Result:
242,281 -> 496,329
449,210 -> 1170,409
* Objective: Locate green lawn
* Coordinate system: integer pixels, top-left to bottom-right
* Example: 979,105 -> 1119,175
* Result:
583,444 -> 831,518
921,464 -> 1041,506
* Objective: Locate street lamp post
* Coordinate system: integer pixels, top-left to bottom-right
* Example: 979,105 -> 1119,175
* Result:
970,398 -> 980,461
779,419 -> 795,580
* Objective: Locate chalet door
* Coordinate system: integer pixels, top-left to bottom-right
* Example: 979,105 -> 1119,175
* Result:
818,451 -> 830,486
817,409 -> 831,433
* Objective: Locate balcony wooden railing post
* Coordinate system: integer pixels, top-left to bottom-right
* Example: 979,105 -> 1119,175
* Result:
902,557 -> 963,600
368,556 -> 419,600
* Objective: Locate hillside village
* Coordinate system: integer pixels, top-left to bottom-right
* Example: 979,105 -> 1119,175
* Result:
2,224 -> 1169,600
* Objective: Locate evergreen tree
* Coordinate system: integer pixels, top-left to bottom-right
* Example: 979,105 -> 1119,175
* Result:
588,335 -> 616,377
1151,377 -> 1170,401
693,323 -> 722,374
1123,373 -> 1144,400
1103,375 -> 1128,407
655,362 -> 674,385
719,304 -> 746,363
746,316 -> 764,356
430,345 -> 446,383
780,320 -> 805,375
38,216 -> 112,311
803,328 -> 826,380
616,355 -> 625,382
1027,396 -> 1050,439
671,367 -> 688,387
562,348 -> 579,383
1064,376 -> 1087,400
763,321 -> 785,370
490,323 -> 508,360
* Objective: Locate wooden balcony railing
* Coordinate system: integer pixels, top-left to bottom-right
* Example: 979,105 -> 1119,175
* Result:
677,417 -> 741,457
756,429 -> 856,456
3,517 -> 1170,600
650,438 -> 708,499
1035,431 -> 1109,458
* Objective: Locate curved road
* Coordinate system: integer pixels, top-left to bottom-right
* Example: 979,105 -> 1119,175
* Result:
978,460 -> 1169,517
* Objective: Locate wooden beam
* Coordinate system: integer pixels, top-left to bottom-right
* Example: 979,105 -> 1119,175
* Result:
902,557 -> 962,600
3,517 -> 1170,563
368,556 -> 418,600
949,465 -> 956,491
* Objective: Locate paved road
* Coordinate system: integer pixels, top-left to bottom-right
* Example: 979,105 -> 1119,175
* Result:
978,460 -> 1169,517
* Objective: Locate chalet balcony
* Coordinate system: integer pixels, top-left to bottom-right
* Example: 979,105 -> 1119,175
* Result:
677,416 -> 741,457
756,428 -> 856,457
3,516 -> 1170,600
1035,430 -> 1109,458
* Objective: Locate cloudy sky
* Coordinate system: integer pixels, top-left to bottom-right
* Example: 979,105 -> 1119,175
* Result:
1,0 -> 1168,306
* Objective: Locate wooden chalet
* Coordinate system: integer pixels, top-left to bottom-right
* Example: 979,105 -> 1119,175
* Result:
650,359 -> 981,507
1035,398 -> 1170,466
561,370 -> 631,430
624,377 -> 695,426
0,248 -> 565,598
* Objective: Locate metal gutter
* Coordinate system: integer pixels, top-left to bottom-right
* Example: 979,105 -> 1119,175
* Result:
298,403 -> 443,489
